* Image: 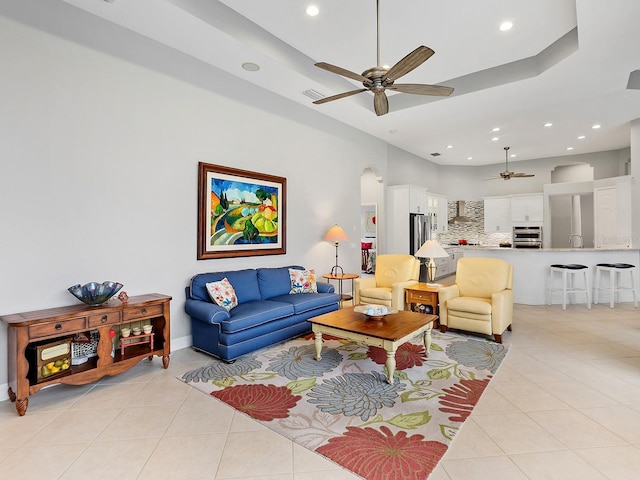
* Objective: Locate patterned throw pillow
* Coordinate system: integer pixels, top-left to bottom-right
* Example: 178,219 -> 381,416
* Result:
205,278 -> 238,311
289,268 -> 318,294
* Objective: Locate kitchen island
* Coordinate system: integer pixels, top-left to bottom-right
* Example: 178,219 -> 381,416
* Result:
459,247 -> 640,305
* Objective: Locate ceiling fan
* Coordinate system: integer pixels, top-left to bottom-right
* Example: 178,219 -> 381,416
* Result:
311,0 -> 454,116
496,147 -> 534,180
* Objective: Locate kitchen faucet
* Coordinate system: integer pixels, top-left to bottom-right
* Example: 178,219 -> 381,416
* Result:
569,234 -> 583,248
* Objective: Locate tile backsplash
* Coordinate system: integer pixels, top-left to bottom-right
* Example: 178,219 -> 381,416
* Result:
437,200 -> 512,246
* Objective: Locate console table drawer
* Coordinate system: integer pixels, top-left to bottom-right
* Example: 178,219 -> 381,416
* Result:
29,317 -> 87,340
123,304 -> 163,321
88,312 -> 121,328
407,291 -> 436,303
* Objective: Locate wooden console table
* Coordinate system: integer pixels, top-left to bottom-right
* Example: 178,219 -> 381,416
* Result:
1,293 -> 171,416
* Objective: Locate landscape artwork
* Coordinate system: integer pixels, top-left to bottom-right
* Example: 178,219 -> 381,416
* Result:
197,163 -> 286,259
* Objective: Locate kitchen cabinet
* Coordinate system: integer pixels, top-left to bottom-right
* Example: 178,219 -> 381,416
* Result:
511,194 -> 543,225
594,176 -> 632,248
484,196 -> 512,233
388,185 -> 447,254
409,186 -> 428,213
427,193 -> 448,234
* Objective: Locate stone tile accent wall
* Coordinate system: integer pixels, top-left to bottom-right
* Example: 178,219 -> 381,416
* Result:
437,200 -> 512,246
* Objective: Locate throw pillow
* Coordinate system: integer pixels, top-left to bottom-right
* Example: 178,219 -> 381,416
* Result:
205,278 -> 238,311
289,268 -> 318,294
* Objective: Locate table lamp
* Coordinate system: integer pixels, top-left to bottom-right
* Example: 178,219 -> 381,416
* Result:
414,240 -> 449,285
324,224 -> 349,276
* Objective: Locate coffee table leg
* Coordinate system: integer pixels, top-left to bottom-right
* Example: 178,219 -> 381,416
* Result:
424,327 -> 432,354
314,331 -> 323,361
385,350 -> 396,384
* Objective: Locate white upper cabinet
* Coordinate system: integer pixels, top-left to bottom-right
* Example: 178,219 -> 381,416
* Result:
427,193 -> 448,233
409,187 -> 428,213
483,196 -> 512,233
511,194 -> 543,225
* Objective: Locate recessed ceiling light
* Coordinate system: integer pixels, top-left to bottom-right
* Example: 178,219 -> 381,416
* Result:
510,154 -> 516,158
592,124 -> 602,129
446,145 -> 453,149
306,5 -> 319,16
242,62 -> 260,72
567,147 -> 574,150
544,122 -> 553,127
467,157 -> 473,160
499,21 -> 513,31
492,127 -> 500,132
389,129 -> 397,134
578,135 -> 586,139
491,137 -> 499,141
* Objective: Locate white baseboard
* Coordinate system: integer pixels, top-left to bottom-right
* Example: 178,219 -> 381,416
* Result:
0,383 -> 7,402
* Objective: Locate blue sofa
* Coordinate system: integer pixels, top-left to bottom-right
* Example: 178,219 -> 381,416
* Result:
185,265 -> 340,361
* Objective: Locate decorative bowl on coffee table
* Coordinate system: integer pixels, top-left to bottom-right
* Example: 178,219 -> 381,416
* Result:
354,304 -> 398,321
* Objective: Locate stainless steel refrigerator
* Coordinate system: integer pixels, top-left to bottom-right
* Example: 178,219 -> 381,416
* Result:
410,213 -> 433,289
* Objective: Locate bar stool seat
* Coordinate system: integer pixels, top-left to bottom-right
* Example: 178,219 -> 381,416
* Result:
593,263 -> 638,308
547,264 -> 591,310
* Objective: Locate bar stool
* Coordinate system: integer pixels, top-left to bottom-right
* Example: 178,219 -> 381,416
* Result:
593,263 -> 639,308
547,264 -> 592,310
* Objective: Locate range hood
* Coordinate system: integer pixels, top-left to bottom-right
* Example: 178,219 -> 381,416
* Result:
449,201 -> 478,224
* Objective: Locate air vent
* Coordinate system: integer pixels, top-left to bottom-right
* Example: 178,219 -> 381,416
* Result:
303,89 -> 325,101
430,152 -> 441,157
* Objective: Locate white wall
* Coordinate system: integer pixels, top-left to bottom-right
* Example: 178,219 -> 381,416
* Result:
0,15 -> 387,389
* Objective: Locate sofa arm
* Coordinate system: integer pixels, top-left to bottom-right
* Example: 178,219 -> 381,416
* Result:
390,280 -> 419,310
317,282 -> 335,294
354,277 -> 377,305
185,298 -> 230,325
437,284 -> 460,326
491,289 -> 514,335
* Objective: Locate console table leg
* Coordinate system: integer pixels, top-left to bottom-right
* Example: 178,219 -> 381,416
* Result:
16,397 -> 28,416
385,350 -> 396,384
162,355 -> 170,369
8,387 -> 16,402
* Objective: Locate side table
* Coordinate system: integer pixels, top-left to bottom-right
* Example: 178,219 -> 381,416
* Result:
322,273 -> 359,307
405,283 -> 442,318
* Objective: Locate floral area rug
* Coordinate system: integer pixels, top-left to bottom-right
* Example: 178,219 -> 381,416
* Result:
179,330 -> 509,480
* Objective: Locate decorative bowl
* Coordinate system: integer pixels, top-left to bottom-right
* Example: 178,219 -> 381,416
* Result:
132,327 -> 142,336
121,327 -> 131,338
142,324 -> 153,334
67,281 -> 124,306
354,304 -> 398,320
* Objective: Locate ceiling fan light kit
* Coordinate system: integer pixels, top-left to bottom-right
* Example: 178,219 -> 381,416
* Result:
312,0 -> 453,116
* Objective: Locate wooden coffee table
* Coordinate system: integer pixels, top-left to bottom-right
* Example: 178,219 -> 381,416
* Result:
309,307 -> 438,384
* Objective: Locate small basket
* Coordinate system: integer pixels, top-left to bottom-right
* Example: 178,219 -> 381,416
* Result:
71,330 -> 100,364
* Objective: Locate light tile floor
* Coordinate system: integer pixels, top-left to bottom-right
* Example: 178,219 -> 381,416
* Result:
2,302 -> 640,479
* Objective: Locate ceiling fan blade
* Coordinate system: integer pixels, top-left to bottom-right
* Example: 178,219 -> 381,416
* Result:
384,46 -> 434,82
314,62 -> 370,84
312,88 -> 368,104
386,83 -> 454,96
512,173 -> 535,178
373,91 -> 389,116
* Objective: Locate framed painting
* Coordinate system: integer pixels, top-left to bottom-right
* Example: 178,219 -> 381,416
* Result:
197,162 -> 286,260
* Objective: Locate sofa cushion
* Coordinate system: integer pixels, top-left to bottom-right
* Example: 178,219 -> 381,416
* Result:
289,268 -> 318,294
205,278 -> 238,311
190,269 -> 261,304
270,292 -> 339,314
257,265 -> 304,299
220,300 -> 294,334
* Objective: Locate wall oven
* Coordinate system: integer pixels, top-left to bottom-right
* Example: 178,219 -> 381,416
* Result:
512,226 -> 542,248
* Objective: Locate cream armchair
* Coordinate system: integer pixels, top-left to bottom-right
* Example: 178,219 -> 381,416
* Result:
354,254 -> 420,310
439,257 -> 513,343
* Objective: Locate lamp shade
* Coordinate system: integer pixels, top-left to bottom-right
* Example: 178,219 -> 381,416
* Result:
415,240 -> 449,259
324,224 -> 349,243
